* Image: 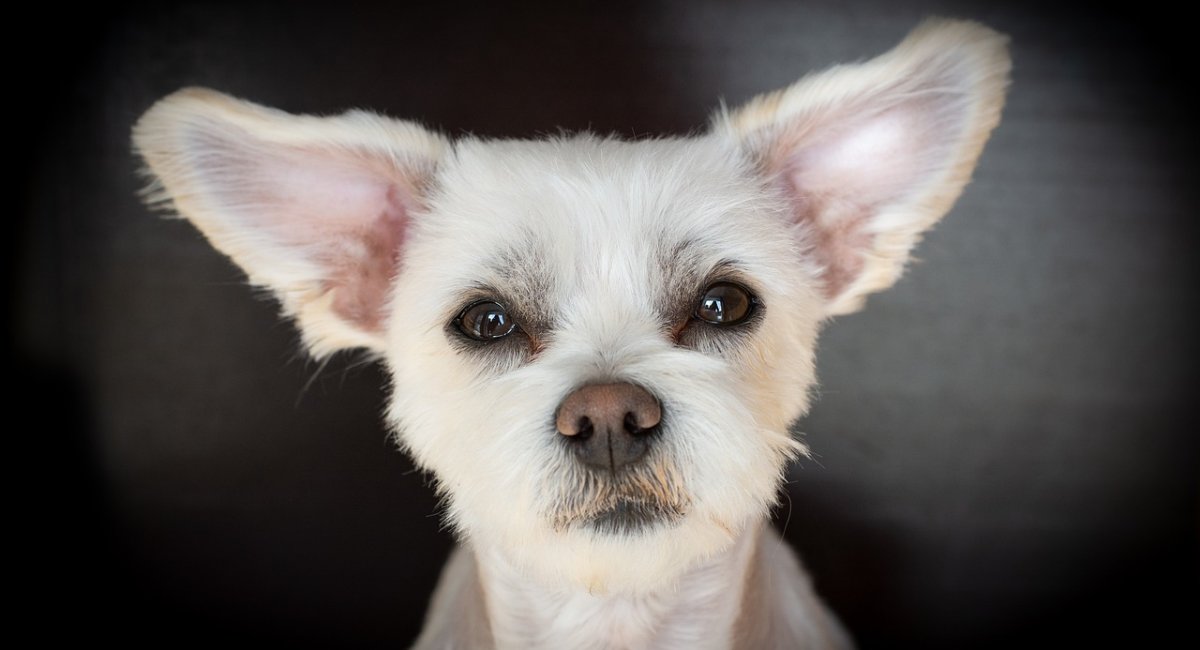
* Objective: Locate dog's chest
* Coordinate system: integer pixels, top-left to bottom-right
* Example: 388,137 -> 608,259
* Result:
487,579 -> 740,650
479,538 -> 753,650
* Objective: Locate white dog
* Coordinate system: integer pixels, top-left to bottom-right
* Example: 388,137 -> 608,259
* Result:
133,18 -> 1009,649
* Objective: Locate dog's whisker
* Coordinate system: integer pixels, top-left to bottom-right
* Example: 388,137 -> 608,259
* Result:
295,355 -> 333,408
779,485 -> 795,538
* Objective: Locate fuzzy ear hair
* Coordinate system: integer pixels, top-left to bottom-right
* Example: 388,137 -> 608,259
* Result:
715,19 -> 1011,316
133,88 -> 447,357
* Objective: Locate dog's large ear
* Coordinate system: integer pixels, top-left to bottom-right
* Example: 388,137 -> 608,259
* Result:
715,19 -> 1010,316
133,88 -> 447,357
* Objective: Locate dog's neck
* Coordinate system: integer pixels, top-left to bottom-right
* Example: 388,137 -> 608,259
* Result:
416,523 -> 760,649
416,519 -> 851,649
477,527 -> 758,650
477,525 -> 761,650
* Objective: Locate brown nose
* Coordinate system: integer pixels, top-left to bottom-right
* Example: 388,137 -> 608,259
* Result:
555,383 -> 662,471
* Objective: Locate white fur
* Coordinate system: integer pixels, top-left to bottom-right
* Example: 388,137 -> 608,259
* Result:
132,18 -> 1009,649
387,133 -> 819,595
474,525 -> 757,649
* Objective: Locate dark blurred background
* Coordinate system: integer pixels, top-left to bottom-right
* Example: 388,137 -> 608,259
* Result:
13,0 -> 1198,647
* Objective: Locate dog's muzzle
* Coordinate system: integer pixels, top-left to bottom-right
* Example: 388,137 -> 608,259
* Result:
555,383 -> 661,471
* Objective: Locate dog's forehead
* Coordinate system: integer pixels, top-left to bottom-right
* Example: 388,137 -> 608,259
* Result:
415,134 -> 786,311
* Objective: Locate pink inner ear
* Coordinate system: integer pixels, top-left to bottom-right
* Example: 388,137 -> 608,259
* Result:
778,137 -> 880,301
782,181 -> 871,301
189,123 -> 421,335
774,100 -> 961,300
327,184 -> 410,332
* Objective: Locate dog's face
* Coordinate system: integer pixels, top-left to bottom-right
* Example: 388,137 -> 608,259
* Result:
387,136 -> 822,590
134,20 -> 1009,593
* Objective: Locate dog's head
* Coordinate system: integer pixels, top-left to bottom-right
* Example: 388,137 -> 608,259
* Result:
134,20 -> 1008,593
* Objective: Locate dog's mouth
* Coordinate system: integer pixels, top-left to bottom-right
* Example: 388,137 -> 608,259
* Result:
585,498 -> 686,535
545,455 -> 691,535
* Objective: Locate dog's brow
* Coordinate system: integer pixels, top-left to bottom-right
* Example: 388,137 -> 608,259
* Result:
655,239 -> 723,323
650,240 -> 686,323
480,239 -> 557,335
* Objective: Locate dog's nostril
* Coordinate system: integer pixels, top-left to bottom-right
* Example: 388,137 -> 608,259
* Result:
576,416 -> 594,439
623,411 -> 643,434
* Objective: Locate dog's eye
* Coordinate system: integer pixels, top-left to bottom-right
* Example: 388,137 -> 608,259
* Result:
695,282 -> 756,325
457,301 -> 517,341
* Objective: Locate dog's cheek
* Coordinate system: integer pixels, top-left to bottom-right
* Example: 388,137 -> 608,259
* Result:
736,303 -> 821,433
388,336 -> 567,532
682,287 -> 822,529
383,287 -> 573,547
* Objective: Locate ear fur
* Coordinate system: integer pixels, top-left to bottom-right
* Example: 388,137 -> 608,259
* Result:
132,88 -> 447,357
714,19 -> 1011,316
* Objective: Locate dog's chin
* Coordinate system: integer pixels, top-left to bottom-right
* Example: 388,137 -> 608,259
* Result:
543,451 -> 693,535
520,507 -> 744,595
580,498 -> 686,535
462,485 -> 751,594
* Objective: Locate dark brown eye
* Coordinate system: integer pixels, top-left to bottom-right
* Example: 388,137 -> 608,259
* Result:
695,282 -> 756,325
457,301 -> 517,341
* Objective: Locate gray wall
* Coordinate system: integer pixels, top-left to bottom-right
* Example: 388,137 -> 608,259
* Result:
15,1 -> 1196,646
